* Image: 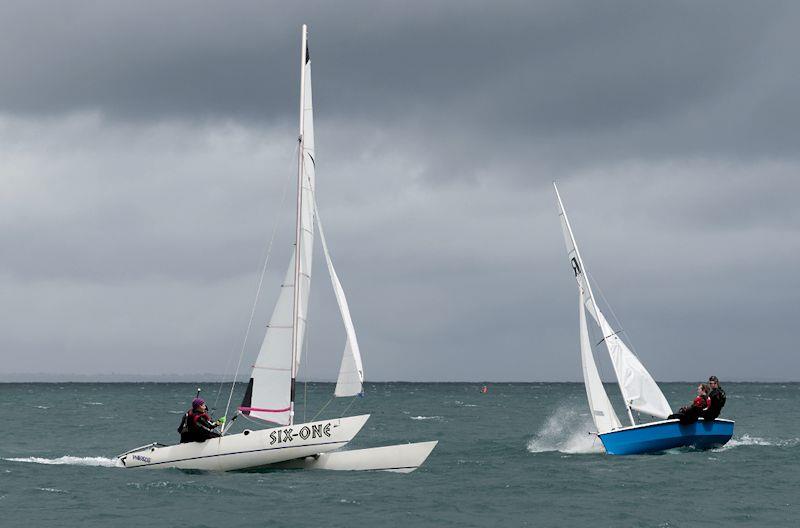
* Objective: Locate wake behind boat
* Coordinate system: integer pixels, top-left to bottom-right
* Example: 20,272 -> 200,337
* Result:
117,25 -> 436,472
553,183 -> 733,455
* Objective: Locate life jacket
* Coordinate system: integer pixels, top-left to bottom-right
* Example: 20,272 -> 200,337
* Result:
188,410 -> 215,433
692,395 -> 709,409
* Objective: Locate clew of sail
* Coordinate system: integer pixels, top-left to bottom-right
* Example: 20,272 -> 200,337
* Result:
312,195 -> 364,397
579,288 -> 622,433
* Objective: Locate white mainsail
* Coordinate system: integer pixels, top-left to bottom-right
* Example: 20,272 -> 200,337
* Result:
313,199 -> 364,396
555,182 -> 672,425
242,255 -> 296,424
241,26 -> 316,426
240,26 -> 366,425
294,38 -> 316,376
579,288 -> 622,433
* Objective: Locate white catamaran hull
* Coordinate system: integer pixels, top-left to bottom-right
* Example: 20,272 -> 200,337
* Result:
117,414 -> 369,471
269,441 -> 438,473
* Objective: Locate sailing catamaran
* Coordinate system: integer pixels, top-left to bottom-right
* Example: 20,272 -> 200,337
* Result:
554,183 -> 733,455
116,25 -> 437,472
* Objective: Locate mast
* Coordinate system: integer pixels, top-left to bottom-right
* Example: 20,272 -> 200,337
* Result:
290,24 -> 308,425
554,182 -> 636,426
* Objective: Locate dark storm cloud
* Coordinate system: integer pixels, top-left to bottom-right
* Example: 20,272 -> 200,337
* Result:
1,2 -> 800,382
3,1 -> 799,163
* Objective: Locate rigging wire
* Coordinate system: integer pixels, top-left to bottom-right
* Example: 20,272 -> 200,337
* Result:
311,396 -> 334,422
587,269 -> 643,360
584,293 -> 614,399
340,394 -> 358,418
220,143 -> 298,425
303,318 -> 310,423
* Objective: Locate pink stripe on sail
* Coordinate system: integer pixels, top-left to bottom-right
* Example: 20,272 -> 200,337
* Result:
238,406 -> 291,413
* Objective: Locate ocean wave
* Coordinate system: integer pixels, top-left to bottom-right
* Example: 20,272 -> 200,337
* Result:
125,481 -> 225,494
410,415 -> 444,421
2,455 -> 121,467
527,405 -> 604,455
713,434 -> 800,451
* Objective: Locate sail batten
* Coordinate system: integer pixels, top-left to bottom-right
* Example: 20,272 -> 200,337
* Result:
241,255 -> 296,425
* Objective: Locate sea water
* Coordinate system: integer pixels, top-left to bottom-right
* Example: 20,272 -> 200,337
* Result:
0,382 -> 797,527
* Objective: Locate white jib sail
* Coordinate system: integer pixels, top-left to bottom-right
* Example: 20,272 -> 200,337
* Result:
312,197 -> 364,397
595,308 -> 672,419
554,182 -> 671,422
579,288 -> 622,434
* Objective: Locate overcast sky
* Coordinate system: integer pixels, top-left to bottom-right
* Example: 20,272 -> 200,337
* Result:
1,1 -> 799,382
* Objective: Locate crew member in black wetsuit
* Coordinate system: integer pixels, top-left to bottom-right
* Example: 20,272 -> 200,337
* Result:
701,375 -> 726,421
668,384 -> 710,424
178,398 -> 224,443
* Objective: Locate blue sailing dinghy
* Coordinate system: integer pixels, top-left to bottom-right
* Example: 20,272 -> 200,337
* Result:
553,183 -> 734,455
598,418 -> 734,455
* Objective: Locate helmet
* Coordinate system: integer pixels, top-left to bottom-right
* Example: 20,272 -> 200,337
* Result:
192,398 -> 205,409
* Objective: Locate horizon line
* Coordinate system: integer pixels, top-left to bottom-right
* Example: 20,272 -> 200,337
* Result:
0,377 -> 796,384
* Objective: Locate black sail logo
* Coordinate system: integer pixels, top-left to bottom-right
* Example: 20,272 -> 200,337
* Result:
571,257 -> 581,277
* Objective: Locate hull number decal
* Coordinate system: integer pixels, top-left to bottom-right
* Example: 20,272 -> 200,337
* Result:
269,423 -> 332,445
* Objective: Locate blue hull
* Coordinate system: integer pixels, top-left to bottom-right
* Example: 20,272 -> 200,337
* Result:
598,419 -> 734,455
